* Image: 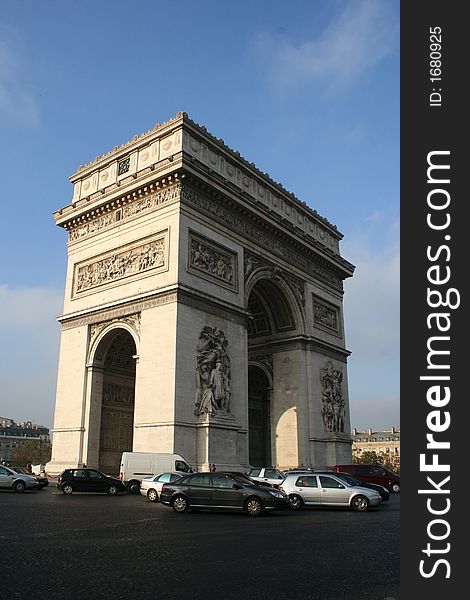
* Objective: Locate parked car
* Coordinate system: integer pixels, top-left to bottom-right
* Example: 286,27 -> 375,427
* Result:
0,464 -> 39,493
334,464 -> 400,493
11,467 -> 49,489
280,472 -> 381,511
57,468 -> 127,495
217,471 -> 274,488
160,472 -> 289,516
246,467 -> 286,487
313,470 -> 389,502
119,452 -> 193,494
140,471 -> 185,502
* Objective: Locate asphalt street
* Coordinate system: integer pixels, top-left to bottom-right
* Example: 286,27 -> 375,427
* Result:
1,484 -> 399,600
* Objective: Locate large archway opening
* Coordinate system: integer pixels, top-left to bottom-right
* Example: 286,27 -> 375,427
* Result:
247,278 -> 297,467
94,329 -> 137,475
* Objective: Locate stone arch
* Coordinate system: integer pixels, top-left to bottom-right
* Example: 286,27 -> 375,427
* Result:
246,271 -> 307,468
86,326 -> 138,475
245,267 -> 306,336
88,320 -> 140,366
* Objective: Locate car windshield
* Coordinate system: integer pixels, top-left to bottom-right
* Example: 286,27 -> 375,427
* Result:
12,467 -> 29,474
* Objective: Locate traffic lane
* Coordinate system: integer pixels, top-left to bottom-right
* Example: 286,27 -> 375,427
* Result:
1,488 -> 399,600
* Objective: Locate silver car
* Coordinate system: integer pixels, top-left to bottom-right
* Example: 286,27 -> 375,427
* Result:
280,472 -> 381,512
0,464 -> 39,493
140,471 -> 185,502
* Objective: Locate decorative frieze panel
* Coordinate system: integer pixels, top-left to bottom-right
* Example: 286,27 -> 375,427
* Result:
313,296 -> 340,334
103,383 -> 135,406
188,232 -> 238,291
69,181 -> 181,242
73,231 -> 168,296
61,293 -> 176,331
181,183 -> 344,291
320,361 -> 345,433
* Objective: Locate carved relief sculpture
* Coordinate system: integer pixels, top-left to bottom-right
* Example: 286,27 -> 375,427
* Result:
103,383 -> 135,405
194,326 -> 233,417
313,297 -> 339,332
74,233 -> 167,294
320,361 -> 345,433
188,233 -> 237,290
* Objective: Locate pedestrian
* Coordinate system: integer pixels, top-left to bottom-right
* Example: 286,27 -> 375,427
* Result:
26,461 -> 32,473
210,463 -> 216,473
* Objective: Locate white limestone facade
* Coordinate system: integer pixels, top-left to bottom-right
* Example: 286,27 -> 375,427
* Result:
47,112 -> 355,475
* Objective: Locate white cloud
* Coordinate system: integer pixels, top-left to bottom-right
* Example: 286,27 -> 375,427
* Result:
342,236 -> 399,359
0,284 -> 63,328
0,32 -> 40,124
0,285 -> 63,427
341,233 -> 400,430
255,0 -> 398,93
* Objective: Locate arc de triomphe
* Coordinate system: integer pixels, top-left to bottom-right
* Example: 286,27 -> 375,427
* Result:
47,112 -> 355,475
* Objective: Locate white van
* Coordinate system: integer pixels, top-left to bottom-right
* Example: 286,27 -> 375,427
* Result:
119,452 -> 193,493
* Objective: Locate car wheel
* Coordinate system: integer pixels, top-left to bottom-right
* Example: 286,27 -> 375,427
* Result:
62,484 -> 74,495
13,480 -> 26,493
244,497 -> 264,517
172,495 -> 189,513
147,489 -> 158,502
391,482 -> 400,493
288,494 -> 303,510
128,481 -> 140,494
107,485 -> 120,496
351,495 -> 370,512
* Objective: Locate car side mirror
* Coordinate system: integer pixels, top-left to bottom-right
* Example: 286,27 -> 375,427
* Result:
232,483 -> 242,489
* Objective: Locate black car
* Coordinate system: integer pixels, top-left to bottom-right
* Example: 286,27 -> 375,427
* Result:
314,470 -> 390,502
57,468 -> 126,495
11,467 -> 49,489
217,471 -> 274,488
160,472 -> 289,516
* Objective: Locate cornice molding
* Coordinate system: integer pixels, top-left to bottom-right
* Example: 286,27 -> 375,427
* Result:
181,178 -> 354,285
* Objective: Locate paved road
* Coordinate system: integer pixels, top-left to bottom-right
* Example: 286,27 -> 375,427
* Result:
1,485 -> 399,600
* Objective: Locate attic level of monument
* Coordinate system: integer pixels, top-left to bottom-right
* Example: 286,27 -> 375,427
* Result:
54,112 -> 344,258
48,112 -> 355,476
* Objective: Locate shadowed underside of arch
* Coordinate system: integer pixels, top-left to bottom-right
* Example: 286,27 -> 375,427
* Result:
247,279 -> 296,337
94,329 -> 137,474
247,278 -> 297,466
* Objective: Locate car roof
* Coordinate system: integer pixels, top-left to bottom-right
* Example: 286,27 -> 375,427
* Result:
143,471 -> 184,478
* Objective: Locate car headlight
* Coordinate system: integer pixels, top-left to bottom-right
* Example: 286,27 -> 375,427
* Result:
268,490 -> 285,499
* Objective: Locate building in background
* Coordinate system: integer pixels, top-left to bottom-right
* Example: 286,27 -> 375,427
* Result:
352,427 -> 400,471
0,418 -> 50,463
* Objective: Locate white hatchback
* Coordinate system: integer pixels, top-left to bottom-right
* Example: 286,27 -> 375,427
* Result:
247,467 -> 286,488
140,472 -> 185,502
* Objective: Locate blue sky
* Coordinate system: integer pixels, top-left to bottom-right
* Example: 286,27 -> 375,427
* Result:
0,0 -> 399,431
